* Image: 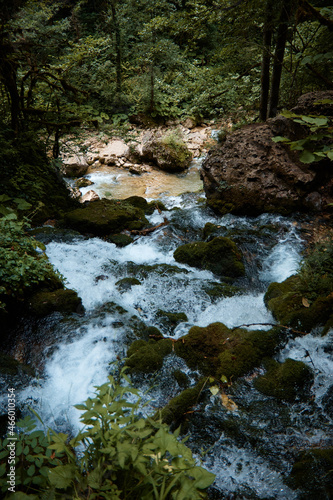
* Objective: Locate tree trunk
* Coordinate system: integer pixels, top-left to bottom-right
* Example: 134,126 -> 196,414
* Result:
268,0 -> 297,118
111,0 -> 122,95
259,0 -> 274,121
0,41 -> 22,133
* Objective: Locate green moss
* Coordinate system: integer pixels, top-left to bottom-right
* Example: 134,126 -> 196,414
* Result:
265,275 -> 333,332
107,234 -> 134,247
29,289 -> 83,316
286,448 -> 333,497
203,281 -> 241,301
173,237 -> 245,278
172,370 -> 190,389
202,222 -> 220,240
126,338 -> 172,373
115,277 -> 141,291
159,380 -> 206,425
62,199 -> 148,236
175,322 -> 278,379
253,358 -> 314,401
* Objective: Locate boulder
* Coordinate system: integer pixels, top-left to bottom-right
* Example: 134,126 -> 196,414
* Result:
173,236 -> 245,278
29,289 -> 84,316
126,338 -> 173,373
174,322 -> 278,379
201,91 -> 333,215
62,198 -> 149,236
80,189 -> 100,203
140,131 -> 192,172
62,154 -> 89,178
253,358 -> 314,401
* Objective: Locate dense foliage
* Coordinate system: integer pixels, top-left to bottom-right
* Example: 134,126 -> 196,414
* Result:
0,368 -> 215,499
0,0 -> 332,142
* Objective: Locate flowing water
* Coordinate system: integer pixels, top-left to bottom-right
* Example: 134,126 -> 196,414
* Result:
2,165 -> 333,499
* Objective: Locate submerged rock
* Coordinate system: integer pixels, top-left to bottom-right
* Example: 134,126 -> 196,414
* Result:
201,91 -> 333,216
287,448 -> 333,498
156,310 -> 188,334
173,237 -> 245,278
253,358 -> 314,401
62,198 -> 149,236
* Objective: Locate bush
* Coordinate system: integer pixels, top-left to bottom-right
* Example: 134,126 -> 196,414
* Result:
0,367 -> 215,499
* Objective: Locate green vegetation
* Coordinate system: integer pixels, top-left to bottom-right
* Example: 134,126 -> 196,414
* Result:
0,215 -> 63,312
0,369 -> 215,499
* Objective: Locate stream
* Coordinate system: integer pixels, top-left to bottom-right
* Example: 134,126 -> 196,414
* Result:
2,162 -> 333,499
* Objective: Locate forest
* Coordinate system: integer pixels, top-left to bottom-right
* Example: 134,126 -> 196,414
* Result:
1,0 -> 333,499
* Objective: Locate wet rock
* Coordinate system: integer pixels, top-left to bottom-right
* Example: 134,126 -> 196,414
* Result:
201,91 -> 333,216
126,338 -> 173,373
202,222 -> 221,240
253,358 -> 314,401
172,369 -> 190,389
29,289 -> 84,316
75,177 -> 94,188
173,237 -> 245,278
62,198 -> 149,236
174,322 -> 278,379
140,131 -> 192,172
156,310 -> 188,334
286,448 -> 333,498
160,380 -> 206,425
264,275 -> 333,333
0,352 -> 35,377
203,281 -> 241,302
115,277 -> 141,291
107,233 -> 134,247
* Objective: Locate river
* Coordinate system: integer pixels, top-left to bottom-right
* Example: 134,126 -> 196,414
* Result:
2,161 -> 333,499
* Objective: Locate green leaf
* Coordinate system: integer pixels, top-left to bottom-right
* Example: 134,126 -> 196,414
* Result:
327,151 -> 333,160
299,150 -> 316,163
209,385 -> 219,396
272,136 -> 289,143
48,464 -> 75,489
0,194 -> 11,202
189,466 -> 216,489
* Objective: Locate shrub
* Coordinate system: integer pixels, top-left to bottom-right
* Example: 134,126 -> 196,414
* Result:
0,367 -> 215,499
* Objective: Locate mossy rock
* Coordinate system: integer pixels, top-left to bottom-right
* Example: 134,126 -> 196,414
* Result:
172,369 -> 190,389
29,289 -> 84,316
127,315 -> 163,340
75,177 -> 94,188
174,322 -> 279,379
0,352 -> 35,377
126,338 -> 173,373
253,358 -> 314,401
173,237 -> 245,278
156,310 -> 188,334
264,275 -> 333,332
203,281 -> 241,301
123,195 -> 166,215
202,222 -> 221,240
62,199 -> 148,236
142,134 -> 192,173
115,277 -> 141,291
125,262 -> 189,280
159,379 -> 206,425
107,233 -> 134,247
286,448 -> 333,498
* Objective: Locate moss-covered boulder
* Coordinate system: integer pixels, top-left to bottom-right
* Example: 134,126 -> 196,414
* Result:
29,289 -> 83,316
173,237 -> 245,278
141,131 -> 192,172
126,338 -> 173,373
253,358 -> 314,401
62,199 -> 149,236
174,322 -> 278,379
286,448 -> 333,498
264,275 -> 333,333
